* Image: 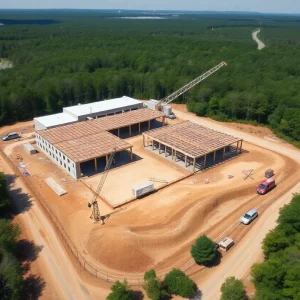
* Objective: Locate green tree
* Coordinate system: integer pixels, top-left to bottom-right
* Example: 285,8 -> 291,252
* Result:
262,229 -> 292,259
164,269 -> 196,298
0,173 -> 10,213
220,276 -> 247,300
278,196 -> 300,235
193,102 -> 208,116
251,195 -> 300,299
190,235 -> 217,265
106,280 -> 133,300
0,219 -> 24,300
143,269 -> 167,300
282,265 -> 300,299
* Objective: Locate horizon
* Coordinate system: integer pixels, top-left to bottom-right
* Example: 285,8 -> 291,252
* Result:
0,8 -> 299,16
1,0 -> 300,15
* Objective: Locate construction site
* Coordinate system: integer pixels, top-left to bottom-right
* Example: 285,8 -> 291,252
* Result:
1,61 -> 300,288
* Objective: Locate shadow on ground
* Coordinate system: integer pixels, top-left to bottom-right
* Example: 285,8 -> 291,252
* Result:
2,172 -> 46,299
132,290 -> 144,300
24,275 -> 46,300
202,251 -> 222,268
16,239 -> 46,299
5,173 -> 33,215
190,289 -> 203,300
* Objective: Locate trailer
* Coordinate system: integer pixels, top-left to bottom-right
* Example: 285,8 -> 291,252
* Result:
218,237 -> 234,251
132,181 -> 154,198
23,143 -> 37,155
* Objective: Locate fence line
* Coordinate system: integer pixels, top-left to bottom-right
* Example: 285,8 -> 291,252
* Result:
1,151 -> 202,285
2,149 -> 279,285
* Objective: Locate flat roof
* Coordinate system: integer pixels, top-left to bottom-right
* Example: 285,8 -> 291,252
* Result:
63,96 -> 142,117
34,113 -> 76,128
144,121 -> 241,158
55,132 -> 131,163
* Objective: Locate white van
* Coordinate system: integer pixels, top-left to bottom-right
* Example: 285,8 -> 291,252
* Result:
240,209 -> 258,225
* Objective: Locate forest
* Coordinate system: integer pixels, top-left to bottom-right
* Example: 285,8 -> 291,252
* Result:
0,173 -> 24,299
251,194 -> 300,299
0,10 -> 300,144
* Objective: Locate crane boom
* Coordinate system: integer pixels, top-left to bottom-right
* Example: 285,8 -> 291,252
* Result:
160,61 -> 227,105
89,150 -> 116,223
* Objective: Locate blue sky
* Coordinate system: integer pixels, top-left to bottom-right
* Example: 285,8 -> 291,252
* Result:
1,0 -> 300,14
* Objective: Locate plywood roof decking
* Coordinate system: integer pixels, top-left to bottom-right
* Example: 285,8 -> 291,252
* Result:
37,108 -> 164,144
92,108 -> 164,131
55,131 -> 131,162
37,121 -> 100,144
144,121 -> 241,158
37,108 -> 163,163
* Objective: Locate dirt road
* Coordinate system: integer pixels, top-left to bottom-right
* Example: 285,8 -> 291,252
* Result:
0,154 -> 95,299
173,108 -> 300,161
172,108 -> 300,299
2,110 -> 300,299
195,182 -> 300,299
252,29 -> 265,50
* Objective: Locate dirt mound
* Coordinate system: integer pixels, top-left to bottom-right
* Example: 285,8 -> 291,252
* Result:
85,143 -> 297,274
87,227 -> 154,272
86,184 -> 258,272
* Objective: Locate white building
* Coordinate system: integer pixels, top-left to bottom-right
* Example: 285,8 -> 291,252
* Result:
34,96 -> 143,130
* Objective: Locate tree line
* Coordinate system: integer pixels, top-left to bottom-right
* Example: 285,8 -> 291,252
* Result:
0,12 -> 300,144
107,193 -> 300,299
251,194 -> 300,299
0,172 -> 45,299
0,173 -> 24,299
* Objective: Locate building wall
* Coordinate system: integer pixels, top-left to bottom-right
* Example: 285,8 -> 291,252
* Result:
63,103 -> 143,121
34,119 -> 47,131
35,133 -> 79,179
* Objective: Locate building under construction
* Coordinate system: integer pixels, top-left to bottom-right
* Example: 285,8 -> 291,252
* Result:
36,108 -> 165,179
34,62 -> 239,180
143,121 -> 243,172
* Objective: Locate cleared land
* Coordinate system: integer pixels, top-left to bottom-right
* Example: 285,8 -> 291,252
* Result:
0,58 -> 13,69
5,132 -> 299,280
1,111 -> 300,298
82,135 -> 189,207
252,29 -> 266,50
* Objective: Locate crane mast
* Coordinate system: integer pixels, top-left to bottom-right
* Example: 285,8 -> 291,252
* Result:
89,150 -> 116,224
159,61 -> 227,107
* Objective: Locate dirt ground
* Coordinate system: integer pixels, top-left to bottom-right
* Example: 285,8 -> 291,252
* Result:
0,58 -> 13,69
172,103 -> 298,150
2,113 -> 300,299
83,135 -> 189,206
5,128 -> 298,280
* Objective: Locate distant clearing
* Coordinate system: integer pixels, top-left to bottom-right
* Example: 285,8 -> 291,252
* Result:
0,58 -> 13,70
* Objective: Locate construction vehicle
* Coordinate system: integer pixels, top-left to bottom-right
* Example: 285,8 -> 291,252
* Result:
145,61 -> 227,118
88,149 -> 116,224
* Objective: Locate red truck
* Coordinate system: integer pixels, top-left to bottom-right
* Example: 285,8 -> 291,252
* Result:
257,178 -> 275,195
